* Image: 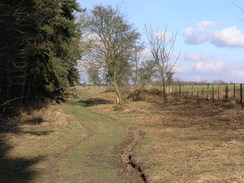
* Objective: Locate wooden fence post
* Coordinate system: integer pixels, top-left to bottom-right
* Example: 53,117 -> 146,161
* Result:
197,85 -> 199,98
207,84 -> 209,100
212,85 -> 214,101
225,84 -> 229,100
182,85 -> 184,96
240,84 -> 243,104
218,84 -> 220,100
233,84 -> 236,99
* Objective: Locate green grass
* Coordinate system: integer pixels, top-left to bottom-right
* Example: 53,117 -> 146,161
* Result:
58,104 -> 128,183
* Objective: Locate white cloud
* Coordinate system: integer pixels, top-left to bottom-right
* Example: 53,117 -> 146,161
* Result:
193,59 -> 226,73
184,27 -> 210,44
175,55 -> 244,82
184,21 -> 216,44
174,59 -> 244,84
232,70 -> 244,79
229,64 -> 244,80
173,64 -> 184,73
196,21 -> 216,30
139,48 -> 152,59
211,26 -> 244,47
154,30 -> 172,41
184,53 -> 205,61
184,21 -> 244,48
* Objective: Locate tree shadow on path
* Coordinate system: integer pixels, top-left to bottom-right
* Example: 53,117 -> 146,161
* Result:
77,97 -> 114,107
0,119 -> 43,183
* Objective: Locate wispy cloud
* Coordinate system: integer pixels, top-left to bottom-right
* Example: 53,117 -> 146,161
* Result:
173,64 -> 184,73
184,53 -> 205,61
176,54 -> 244,82
139,48 -> 152,59
193,59 -> 226,73
184,21 -> 217,45
184,21 -> 244,48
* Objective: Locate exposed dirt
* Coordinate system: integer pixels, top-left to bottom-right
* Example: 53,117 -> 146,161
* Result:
112,131 -> 147,183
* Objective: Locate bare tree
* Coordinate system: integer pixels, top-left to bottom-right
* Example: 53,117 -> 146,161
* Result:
87,5 -> 140,104
145,25 -> 180,99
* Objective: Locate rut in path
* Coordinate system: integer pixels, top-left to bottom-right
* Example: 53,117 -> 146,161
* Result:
120,131 -> 148,183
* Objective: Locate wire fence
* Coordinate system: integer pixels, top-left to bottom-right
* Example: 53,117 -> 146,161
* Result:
163,83 -> 243,104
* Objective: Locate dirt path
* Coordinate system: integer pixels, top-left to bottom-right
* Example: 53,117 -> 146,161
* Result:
36,101 -> 146,183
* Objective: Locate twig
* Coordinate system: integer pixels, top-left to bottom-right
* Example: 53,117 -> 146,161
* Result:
0,97 -> 23,106
231,1 -> 244,13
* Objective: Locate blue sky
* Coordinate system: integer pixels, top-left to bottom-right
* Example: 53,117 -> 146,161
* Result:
78,0 -> 244,83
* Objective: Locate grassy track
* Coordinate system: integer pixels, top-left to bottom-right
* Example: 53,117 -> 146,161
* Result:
59,104 -> 128,183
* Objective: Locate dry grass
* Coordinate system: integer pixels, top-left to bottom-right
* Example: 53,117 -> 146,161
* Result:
85,88 -> 244,183
1,87 -> 243,183
0,103 -> 87,183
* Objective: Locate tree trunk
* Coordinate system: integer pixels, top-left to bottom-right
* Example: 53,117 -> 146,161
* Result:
162,82 -> 167,100
113,80 -> 122,104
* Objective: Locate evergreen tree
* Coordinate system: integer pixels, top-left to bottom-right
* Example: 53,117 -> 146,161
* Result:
0,0 -> 82,116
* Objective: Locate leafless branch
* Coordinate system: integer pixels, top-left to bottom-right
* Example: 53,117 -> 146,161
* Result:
231,1 -> 244,13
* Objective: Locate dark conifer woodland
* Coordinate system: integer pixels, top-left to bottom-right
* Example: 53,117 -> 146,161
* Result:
0,0 -> 82,116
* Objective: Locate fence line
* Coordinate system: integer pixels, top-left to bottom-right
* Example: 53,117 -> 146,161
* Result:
165,83 -> 243,104
80,83 -> 244,104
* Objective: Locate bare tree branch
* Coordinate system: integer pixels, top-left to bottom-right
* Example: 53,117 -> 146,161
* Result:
231,1 -> 244,13
231,1 -> 244,22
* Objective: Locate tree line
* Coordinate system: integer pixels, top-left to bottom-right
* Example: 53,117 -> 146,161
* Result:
0,2 -> 179,116
0,0 -> 82,116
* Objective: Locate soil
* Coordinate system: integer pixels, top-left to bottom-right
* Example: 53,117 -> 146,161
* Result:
112,131 -> 147,183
